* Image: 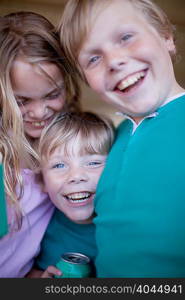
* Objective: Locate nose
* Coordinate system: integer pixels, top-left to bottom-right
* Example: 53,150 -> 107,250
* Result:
67,168 -> 89,185
28,100 -> 48,119
105,48 -> 128,73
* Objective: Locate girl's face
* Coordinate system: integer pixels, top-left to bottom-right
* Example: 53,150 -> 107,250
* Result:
11,59 -> 66,139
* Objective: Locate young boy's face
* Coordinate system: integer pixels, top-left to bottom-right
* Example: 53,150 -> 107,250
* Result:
41,136 -> 106,224
78,0 -> 180,123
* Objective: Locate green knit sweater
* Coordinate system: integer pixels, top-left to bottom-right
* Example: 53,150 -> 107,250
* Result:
94,94 -> 185,277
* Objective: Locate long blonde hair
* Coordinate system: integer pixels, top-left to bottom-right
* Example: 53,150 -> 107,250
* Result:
0,11 -> 81,228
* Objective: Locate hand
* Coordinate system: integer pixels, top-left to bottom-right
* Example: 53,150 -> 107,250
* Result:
26,268 -> 43,278
41,265 -> 62,278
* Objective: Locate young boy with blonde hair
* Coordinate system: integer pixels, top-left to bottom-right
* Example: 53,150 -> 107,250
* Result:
59,0 -> 185,277
30,111 -> 114,277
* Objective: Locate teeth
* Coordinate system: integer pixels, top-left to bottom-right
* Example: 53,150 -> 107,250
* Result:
117,71 -> 145,91
70,199 -> 88,203
32,121 -> 45,127
66,192 -> 91,201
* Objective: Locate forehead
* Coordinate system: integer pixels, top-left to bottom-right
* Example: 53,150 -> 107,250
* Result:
79,0 -> 147,55
48,134 -> 85,158
46,129 -> 103,160
10,58 -> 63,96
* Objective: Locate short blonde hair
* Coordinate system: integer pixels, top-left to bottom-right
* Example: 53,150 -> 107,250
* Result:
38,111 -> 115,165
59,0 -> 176,80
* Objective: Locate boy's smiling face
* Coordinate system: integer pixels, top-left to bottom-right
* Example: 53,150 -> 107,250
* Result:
78,0 -> 182,122
41,135 -> 106,224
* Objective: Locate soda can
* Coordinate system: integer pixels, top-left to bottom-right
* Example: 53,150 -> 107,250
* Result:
55,252 -> 92,278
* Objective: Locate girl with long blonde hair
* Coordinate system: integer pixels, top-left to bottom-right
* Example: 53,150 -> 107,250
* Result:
0,11 -> 80,277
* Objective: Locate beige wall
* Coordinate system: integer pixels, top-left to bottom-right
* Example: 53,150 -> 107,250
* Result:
0,0 -> 185,126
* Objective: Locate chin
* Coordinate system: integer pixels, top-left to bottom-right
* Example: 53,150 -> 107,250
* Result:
26,131 -> 42,139
70,213 -> 93,224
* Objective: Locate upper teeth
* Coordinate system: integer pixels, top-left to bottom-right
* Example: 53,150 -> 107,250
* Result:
66,192 -> 91,200
117,71 -> 145,91
32,121 -> 45,127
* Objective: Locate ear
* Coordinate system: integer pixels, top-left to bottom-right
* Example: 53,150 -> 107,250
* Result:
165,36 -> 176,55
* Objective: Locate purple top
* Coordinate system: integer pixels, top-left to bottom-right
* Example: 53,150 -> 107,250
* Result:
0,169 -> 54,277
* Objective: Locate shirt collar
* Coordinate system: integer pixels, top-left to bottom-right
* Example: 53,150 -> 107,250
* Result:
115,111 -> 158,134
115,91 -> 185,134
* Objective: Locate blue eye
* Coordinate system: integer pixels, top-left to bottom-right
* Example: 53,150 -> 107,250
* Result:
53,163 -> 65,169
88,55 -> 100,65
87,161 -> 103,167
121,34 -> 132,41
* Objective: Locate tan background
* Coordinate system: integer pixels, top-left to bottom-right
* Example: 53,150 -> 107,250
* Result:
0,0 -> 185,125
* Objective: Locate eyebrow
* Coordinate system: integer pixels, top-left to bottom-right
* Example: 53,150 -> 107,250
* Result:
15,82 -> 64,100
49,155 -> 65,161
79,48 -> 98,58
15,95 -> 30,101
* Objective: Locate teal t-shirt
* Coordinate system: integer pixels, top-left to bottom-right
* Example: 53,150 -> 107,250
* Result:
36,208 -> 96,275
94,94 -> 185,277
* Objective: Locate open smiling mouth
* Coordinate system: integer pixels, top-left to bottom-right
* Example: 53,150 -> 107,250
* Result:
114,70 -> 147,93
64,192 -> 94,204
31,121 -> 46,128
26,117 -> 52,129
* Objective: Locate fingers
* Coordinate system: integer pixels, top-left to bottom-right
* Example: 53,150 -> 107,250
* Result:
41,265 -> 62,278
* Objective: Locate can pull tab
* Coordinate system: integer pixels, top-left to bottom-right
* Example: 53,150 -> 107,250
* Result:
70,257 -> 81,263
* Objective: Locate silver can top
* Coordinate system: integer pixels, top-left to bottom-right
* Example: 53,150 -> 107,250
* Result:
62,252 -> 90,265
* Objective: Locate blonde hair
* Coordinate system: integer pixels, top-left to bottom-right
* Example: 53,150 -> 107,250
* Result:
0,11 -> 81,229
38,111 -> 115,166
59,0 -> 176,80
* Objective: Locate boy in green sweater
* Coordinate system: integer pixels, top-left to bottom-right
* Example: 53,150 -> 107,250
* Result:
59,0 -> 185,277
